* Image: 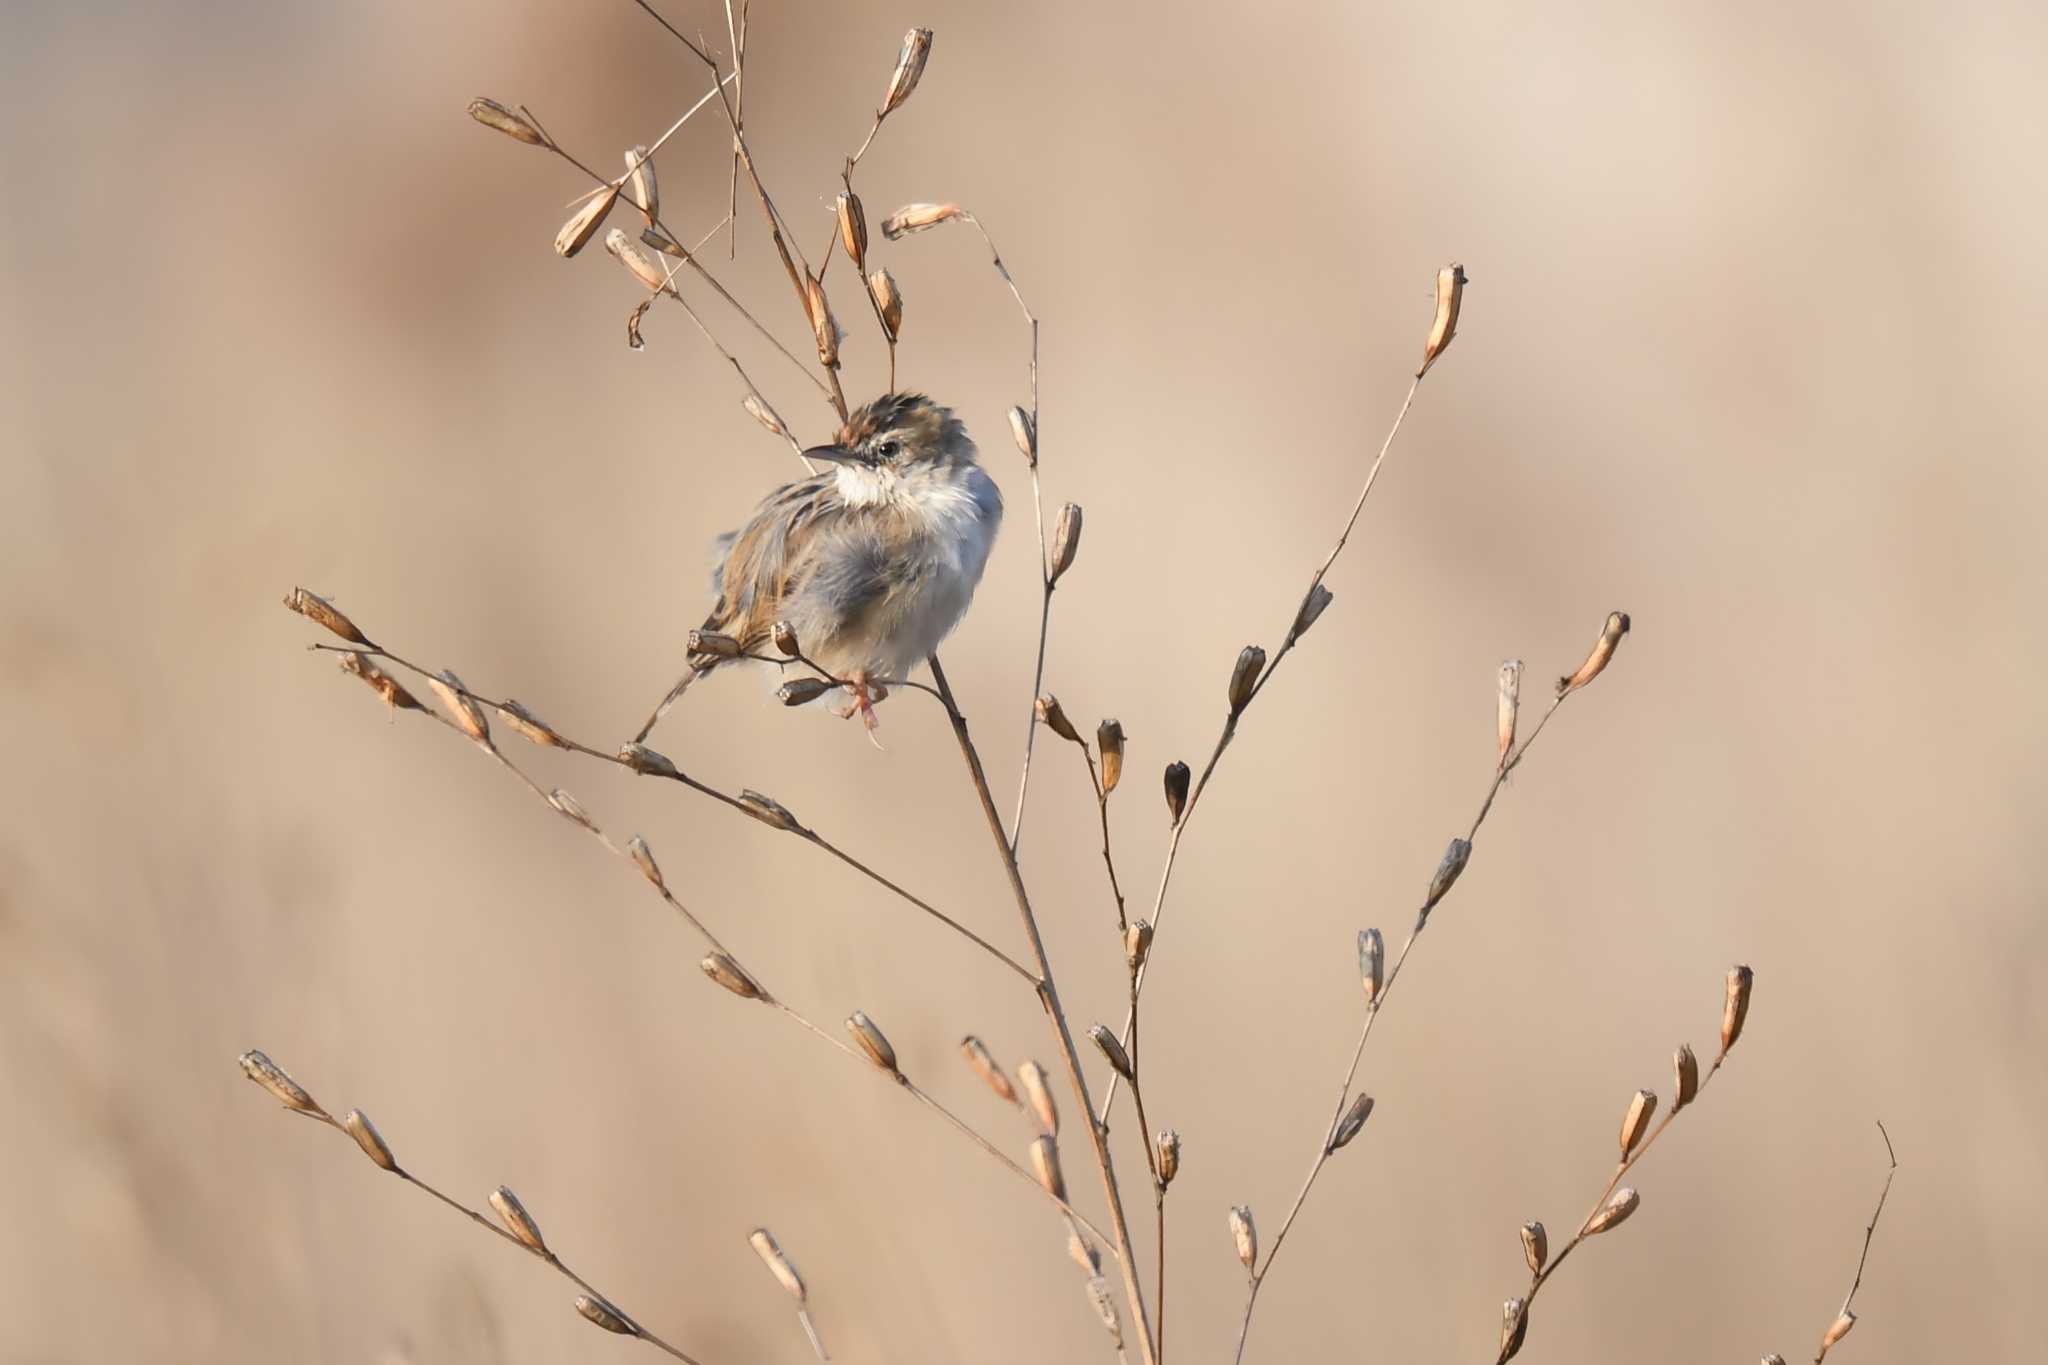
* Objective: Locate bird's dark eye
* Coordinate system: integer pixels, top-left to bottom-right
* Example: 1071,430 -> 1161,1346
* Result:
874,439 -> 901,461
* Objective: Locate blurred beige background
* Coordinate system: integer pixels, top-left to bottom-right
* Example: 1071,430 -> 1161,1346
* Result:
3,1 -> 2043,1361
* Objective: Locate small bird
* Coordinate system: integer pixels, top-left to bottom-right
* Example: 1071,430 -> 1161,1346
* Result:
635,393 -> 1003,741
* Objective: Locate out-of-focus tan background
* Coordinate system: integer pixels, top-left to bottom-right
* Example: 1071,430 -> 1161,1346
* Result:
4,1 -> 2042,1361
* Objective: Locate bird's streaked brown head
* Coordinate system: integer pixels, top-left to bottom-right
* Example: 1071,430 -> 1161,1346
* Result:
803,393 -> 970,469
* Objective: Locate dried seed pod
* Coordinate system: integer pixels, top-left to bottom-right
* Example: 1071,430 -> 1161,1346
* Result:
1358,928 -> 1385,1003
1227,645 -> 1266,712
490,1185 -> 547,1253
1421,838 -> 1473,917
342,1109 -> 398,1172
771,621 -> 801,657
626,836 -> 664,892
1721,964 -> 1754,1057
1584,1186 -> 1640,1235
1088,1024 -> 1134,1080
1049,503 -> 1083,584
737,790 -> 800,832
574,1295 -> 634,1334
868,268 -> 902,341
640,225 -> 687,258
548,789 -> 597,833
467,97 -> 546,146
605,228 -> 675,295
496,700 -> 566,748
1619,1089 -> 1658,1157
881,27 -> 934,115
1068,1229 -> 1101,1274
1008,406 -> 1036,465
1097,719 -> 1125,794
238,1050 -> 327,1119
1763,1355 -> 1789,1365
847,1010 -> 898,1073
1289,582 -> 1333,643
1229,1205 -> 1258,1271
1163,761 -> 1191,824
1497,660 -> 1522,767
802,271 -> 840,369
555,182 -> 621,258
1124,918 -> 1153,972
959,1036 -> 1018,1104
1028,1133 -> 1066,1200
1156,1130 -> 1181,1185
1327,1093 -> 1375,1152
1500,1297 -> 1530,1362
338,651 -> 422,712
618,742 -> 680,779
688,629 -> 743,659
777,677 -> 833,707
836,191 -> 867,268
1417,261 -> 1467,378
1018,1060 -> 1058,1137
1520,1220 -> 1548,1274
743,394 -> 786,438
1035,694 -> 1081,743
881,202 -> 964,239
428,671 -> 491,744
748,1227 -> 807,1301
1673,1044 -> 1700,1110
1555,610 -> 1631,698
623,145 -> 658,226
283,587 -> 369,644
1817,1312 -> 1856,1358
700,952 -> 764,1000
1085,1274 -> 1122,1348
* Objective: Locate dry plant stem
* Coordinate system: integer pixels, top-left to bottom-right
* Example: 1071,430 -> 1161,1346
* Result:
1079,748 -> 1131,932
1098,372 -> 1432,1124
926,654 -> 1159,1365
1813,1121 -> 1897,1364
723,0 -> 745,261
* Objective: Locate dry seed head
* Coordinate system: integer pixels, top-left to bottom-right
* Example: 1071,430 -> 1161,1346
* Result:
496,700 -> 566,748
343,1109 -> 399,1172
548,788 -> 597,832
1328,1092 -> 1375,1152
1358,928 -> 1385,1003
283,587 -> 369,644
959,1036 -> 1018,1105
618,742 -> 680,779
605,228 -> 675,296
881,201 -> 964,239
1818,1311 -> 1856,1357
743,394 -> 786,438
688,629 -> 743,659
1097,719 -> 1126,794
1018,1060 -> 1059,1136
836,191 -> 868,268
1008,406 -> 1036,465
1520,1220 -> 1548,1274
777,677 -> 834,707
847,1010 -> 898,1073
489,1185 -> 547,1253
881,27 -> 934,114
1049,503 -> 1083,584
1085,1274 -> 1123,1349
1619,1089 -> 1658,1157
1500,1297 -> 1530,1363
1035,693 -> 1081,743
1229,1205 -> 1258,1271
1497,660 -> 1522,767
1422,837 -> 1473,917
1763,1356 -> 1789,1365
1087,1024 -> 1134,1080
338,651 -> 422,713
748,1227 -> 807,1302
1721,963 -> 1754,1057
238,1050 -> 327,1119
1227,645 -> 1266,712
1164,760 -> 1191,824
555,182 -> 620,258
1068,1229 -> 1101,1274
802,271 -> 840,369
623,145 -> 658,227
771,620 -> 801,657
1417,261 -> 1468,378
640,225 -> 686,258
1124,918 -> 1153,972
1028,1133 -> 1066,1200
700,952 -> 764,1000
737,790 -> 800,832
1156,1130 -> 1181,1185
467,97 -> 546,146
1673,1043 -> 1700,1109
1584,1186 -> 1640,1235
428,671 -> 491,744
1556,610 -> 1631,698
868,268 -> 902,341
1289,582 -> 1334,643
626,836 -> 664,892
574,1295 -> 633,1334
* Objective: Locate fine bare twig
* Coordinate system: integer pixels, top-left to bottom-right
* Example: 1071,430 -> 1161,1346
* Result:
1806,1121 -> 1897,1364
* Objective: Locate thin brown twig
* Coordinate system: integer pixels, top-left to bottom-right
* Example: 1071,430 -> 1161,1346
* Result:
1808,1121 -> 1897,1364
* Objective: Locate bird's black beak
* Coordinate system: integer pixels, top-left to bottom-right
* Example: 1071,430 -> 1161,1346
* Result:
802,444 -> 861,466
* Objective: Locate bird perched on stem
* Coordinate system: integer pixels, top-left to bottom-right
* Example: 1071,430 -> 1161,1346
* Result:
635,393 -> 1002,742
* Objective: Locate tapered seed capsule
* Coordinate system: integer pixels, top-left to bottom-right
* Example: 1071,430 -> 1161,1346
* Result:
1417,261 -> 1467,378
1584,1186 -> 1640,1235
737,790 -> 800,832
1227,646 -> 1265,712
688,629 -> 742,658
338,651 -> 421,712
283,587 -> 369,644
771,621 -> 801,657
497,700 -> 566,748
1422,838 -> 1473,916
490,1185 -> 547,1253
1124,919 -> 1153,972
1028,1134 -> 1065,1199
555,183 -> 620,258
1088,1024 -> 1134,1079
1763,1355 -> 1789,1365
342,1109 -> 398,1172
605,228 -> 675,296
467,97 -> 547,146
549,788 -> 597,832
847,1010 -> 898,1073
778,677 -> 833,707
1673,1044 -> 1699,1109
1097,719 -> 1125,794
749,1227 -> 807,1301
1008,406 -> 1036,464
1520,1220 -> 1548,1273
959,1036 -> 1018,1104
626,836 -> 664,891
1817,1311 -> 1855,1358
623,145 -> 658,226
1500,1297 -> 1529,1362
1289,582 -> 1333,642
428,671 -> 491,744
1720,964 -> 1754,1057
238,1050 -> 328,1119
743,394 -> 786,438
1163,761 -> 1190,823
1358,928 -> 1385,1003
574,1295 -> 633,1334
803,271 -> 840,369
619,742 -> 679,778
868,268 -> 902,341
700,953 -> 764,1000
1229,1205 -> 1257,1271
1049,503 -> 1083,584
836,191 -> 867,268
1619,1089 -> 1658,1157
1556,610 -> 1631,697
1156,1130 -> 1181,1184
1497,660 -> 1522,767
881,202 -> 965,239
1327,1093 -> 1375,1152
1035,694 -> 1080,743
1018,1060 -> 1058,1136
881,28 -> 933,114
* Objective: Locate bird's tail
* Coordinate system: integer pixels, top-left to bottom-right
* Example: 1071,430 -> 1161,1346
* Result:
632,657 -> 717,744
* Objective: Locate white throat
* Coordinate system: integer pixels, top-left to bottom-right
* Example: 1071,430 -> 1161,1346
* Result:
834,463 -> 899,508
